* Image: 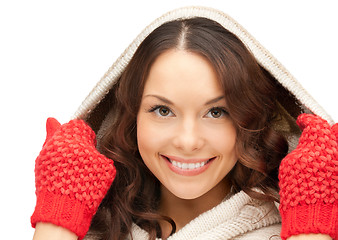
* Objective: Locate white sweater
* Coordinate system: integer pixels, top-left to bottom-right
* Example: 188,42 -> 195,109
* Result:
127,191 -> 281,240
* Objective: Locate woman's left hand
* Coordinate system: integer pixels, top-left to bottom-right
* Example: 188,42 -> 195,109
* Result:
279,113 -> 337,240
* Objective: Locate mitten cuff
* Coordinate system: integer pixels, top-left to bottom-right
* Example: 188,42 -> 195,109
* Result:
31,190 -> 93,240
280,202 -> 337,240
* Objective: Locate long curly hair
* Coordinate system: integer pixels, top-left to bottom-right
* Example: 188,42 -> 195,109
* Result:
85,17 -> 302,240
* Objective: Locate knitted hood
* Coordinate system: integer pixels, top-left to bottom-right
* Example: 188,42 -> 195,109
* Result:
73,6 -> 334,138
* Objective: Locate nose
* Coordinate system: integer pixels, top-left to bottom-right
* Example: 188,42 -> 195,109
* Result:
173,118 -> 204,152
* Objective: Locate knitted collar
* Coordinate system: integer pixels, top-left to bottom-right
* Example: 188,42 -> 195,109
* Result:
72,6 -> 333,126
127,191 -> 281,240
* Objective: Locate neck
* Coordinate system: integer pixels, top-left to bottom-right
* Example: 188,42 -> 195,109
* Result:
158,177 -> 231,238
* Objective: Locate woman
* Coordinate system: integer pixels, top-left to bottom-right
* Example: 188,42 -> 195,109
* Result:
31,7 -> 337,240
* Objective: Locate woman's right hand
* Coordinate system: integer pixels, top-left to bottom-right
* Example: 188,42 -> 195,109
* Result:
31,118 -> 116,239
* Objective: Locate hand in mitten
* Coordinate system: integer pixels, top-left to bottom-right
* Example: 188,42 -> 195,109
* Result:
31,118 -> 116,239
279,114 -> 338,240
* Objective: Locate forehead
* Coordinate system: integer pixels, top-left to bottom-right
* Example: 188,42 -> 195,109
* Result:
143,49 -> 223,97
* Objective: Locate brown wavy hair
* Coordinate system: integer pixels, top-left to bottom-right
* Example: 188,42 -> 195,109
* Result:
85,17 -> 302,240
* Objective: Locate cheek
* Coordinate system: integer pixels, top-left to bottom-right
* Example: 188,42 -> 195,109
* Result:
205,123 -> 237,154
137,115 -> 166,159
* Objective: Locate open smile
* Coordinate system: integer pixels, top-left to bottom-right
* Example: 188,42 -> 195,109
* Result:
161,155 -> 216,176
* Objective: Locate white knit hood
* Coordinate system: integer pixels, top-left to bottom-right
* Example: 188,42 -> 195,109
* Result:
73,6 -> 334,128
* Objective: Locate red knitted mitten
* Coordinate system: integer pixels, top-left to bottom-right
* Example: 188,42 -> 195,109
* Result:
31,118 -> 116,239
279,114 -> 338,239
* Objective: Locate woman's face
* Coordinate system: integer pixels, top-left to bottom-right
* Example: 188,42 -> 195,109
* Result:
137,49 -> 237,200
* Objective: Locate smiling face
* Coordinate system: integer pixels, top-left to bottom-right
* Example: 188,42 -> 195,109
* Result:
137,49 -> 238,200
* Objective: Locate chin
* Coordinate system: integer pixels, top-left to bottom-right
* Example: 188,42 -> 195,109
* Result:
163,182 -> 213,200
161,175 -> 231,202
173,190 -> 206,200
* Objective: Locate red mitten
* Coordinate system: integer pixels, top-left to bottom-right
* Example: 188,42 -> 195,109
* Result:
279,113 -> 338,239
31,118 -> 116,239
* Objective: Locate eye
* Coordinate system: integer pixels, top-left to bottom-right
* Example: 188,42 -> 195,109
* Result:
157,106 -> 171,116
206,107 -> 228,118
149,105 -> 174,117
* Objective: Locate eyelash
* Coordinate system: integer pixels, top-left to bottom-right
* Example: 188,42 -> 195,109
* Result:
148,105 -> 229,118
148,105 -> 174,117
207,107 -> 229,118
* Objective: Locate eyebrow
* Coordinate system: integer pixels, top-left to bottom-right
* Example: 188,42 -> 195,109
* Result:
205,96 -> 225,105
143,94 -> 225,105
143,95 -> 174,104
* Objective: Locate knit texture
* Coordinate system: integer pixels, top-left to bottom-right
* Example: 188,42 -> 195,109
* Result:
279,114 -> 338,239
122,191 -> 282,240
31,118 -> 116,239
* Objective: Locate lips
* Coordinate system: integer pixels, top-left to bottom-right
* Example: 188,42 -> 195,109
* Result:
161,155 -> 215,176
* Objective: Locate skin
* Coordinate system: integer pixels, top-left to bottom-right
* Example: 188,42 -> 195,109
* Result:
33,222 -> 77,240
137,50 -> 237,236
32,50 -> 333,240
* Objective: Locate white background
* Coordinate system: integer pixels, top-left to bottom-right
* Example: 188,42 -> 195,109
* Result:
0,0 -> 337,238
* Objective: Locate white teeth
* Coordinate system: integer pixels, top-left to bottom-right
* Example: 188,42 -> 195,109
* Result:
170,160 -> 209,170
